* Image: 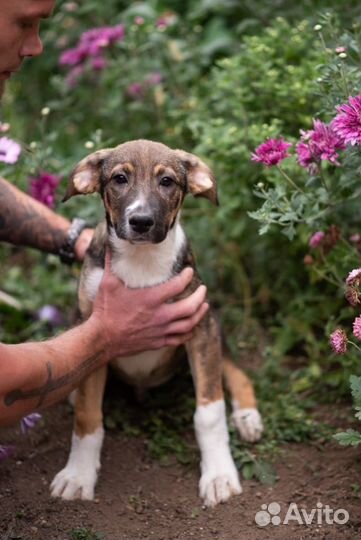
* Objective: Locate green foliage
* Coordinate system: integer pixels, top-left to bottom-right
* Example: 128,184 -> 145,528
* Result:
334,375 -> 361,447
69,528 -> 103,540
2,1 -> 361,476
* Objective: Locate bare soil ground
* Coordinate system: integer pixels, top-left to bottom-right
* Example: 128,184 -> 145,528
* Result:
1,395 -> 361,540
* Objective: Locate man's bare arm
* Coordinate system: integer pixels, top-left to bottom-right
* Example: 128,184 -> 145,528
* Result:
0,177 -> 92,259
0,258 -> 209,426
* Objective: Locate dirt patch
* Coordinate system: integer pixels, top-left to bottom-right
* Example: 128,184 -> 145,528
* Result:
1,399 -> 360,540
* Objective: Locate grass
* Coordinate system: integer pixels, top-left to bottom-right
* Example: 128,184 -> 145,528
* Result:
69,527 -> 104,540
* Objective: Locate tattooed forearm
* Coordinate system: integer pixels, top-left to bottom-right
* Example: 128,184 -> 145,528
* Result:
4,351 -> 103,408
0,177 -> 68,254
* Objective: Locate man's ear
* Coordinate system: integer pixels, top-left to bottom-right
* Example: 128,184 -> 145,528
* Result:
174,149 -> 218,205
62,148 -> 113,202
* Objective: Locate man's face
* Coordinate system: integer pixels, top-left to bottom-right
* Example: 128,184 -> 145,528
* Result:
0,0 -> 55,96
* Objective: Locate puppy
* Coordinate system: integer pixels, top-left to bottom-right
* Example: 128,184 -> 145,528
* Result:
50,140 -> 263,507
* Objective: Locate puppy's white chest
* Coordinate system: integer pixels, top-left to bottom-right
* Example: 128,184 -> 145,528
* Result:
109,224 -> 186,288
82,223 -> 186,385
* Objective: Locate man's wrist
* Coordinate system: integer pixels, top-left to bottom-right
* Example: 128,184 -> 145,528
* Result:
85,313 -> 110,363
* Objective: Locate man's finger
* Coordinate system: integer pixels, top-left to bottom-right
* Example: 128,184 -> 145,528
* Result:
152,267 -> 194,304
103,247 -> 112,276
164,302 -> 209,335
161,284 -> 207,323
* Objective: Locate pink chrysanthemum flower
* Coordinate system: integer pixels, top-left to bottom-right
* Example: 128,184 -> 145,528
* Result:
330,328 -> 348,355
251,138 -> 292,167
156,13 -> 177,30
145,72 -> 163,86
309,231 -> 325,248
350,233 -> 361,244
345,287 -> 360,307
353,316 -> 361,340
126,82 -> 144,100
91,56 -> 107,71
29,172 -> 61,209
332,95 -> 361,146
64,65 -> 84,88
346,268 -> 361,286
296,119 -> 345,172
59,24 -> 125,70
0,137 -> 21,164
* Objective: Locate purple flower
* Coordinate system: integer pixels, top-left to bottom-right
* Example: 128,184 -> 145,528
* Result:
0,137 -> 21,164
59,45 -> 88,66
345,287 -> 360,307
29,172 -> 60,208
346,268 -> 361,286
330,328 -> 348,355
332,95 -> 361,146
145,72 -> 163,86
36,305 -> 64,326
20,413 -> 42,435
91,56 -> 107,71
295,142 -> 316,173
350,233 -> 361,244
0,122 -> 10,133
251,138 -> 292,167
296,119 -> 345,172
59,24 -> 125,69
156,13 -> 177,30
353,316 -> 361,340
0,445 -> 14,462
126,82 -> 144,100
309,231 -> 325,248
64,65 -> 84,88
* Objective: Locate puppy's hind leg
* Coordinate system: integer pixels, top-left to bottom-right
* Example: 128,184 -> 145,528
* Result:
51,366 -> 107,500
222,356 -> 263,443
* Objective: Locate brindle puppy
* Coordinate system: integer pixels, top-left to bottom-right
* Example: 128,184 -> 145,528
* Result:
50,140 -> 263,507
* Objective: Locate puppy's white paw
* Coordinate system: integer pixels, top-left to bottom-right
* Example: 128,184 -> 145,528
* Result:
50,463 -> 97,500
50,427 -> 104,501
194,400 -> 242,507
231,407 -> 263,442
200,458 -> 242,507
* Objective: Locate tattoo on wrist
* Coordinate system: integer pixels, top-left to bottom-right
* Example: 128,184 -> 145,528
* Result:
4,352 -> 103,408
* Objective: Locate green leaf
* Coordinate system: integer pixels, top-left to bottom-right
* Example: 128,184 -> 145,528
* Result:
333,429 -> 361,447
241,462 -> 255,480
254,460 -> 277,486
350,375 -> 361,405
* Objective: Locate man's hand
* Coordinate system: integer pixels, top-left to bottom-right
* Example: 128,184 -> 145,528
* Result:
91,250 -> 209,360
74,228 -> 94,261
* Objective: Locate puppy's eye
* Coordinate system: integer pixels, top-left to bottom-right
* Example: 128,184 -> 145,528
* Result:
113,173 -> 128,184
159,176 -> 174,187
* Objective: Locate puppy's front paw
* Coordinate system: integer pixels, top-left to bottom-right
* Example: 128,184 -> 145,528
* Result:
50,427 -> 103,501
199,459 -> 242,507
50,464 -> 97,500
231,407 -> 263,442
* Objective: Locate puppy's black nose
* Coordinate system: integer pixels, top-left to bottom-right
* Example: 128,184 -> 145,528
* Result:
129,214 -> 154,233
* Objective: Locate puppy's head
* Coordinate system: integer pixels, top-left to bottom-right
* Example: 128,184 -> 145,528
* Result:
63,139 -> 217,244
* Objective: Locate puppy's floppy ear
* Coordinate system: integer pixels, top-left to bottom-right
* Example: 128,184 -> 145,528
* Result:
174,149 -> 218,206
62,148 -> 113,202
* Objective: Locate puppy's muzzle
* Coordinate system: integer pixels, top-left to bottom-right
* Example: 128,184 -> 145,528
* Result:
128,214 -> 155,234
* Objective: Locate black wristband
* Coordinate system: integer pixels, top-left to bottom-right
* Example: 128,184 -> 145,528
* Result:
59,218 -> 87,265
